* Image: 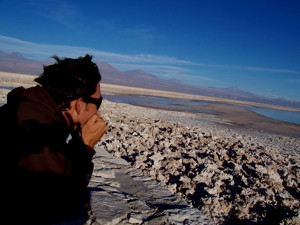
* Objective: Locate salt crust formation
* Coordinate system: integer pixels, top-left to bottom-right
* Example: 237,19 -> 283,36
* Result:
99,100 -> 300,225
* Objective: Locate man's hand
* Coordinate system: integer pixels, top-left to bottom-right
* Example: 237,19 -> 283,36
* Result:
81,113 -> 108,147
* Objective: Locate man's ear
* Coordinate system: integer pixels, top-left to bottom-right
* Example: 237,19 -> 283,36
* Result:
75,97 -> 84,115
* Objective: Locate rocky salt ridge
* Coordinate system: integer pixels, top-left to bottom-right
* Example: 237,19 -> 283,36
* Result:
98,100 -> 300,225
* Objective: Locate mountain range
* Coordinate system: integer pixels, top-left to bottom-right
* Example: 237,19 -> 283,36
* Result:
0,50 -> 299,108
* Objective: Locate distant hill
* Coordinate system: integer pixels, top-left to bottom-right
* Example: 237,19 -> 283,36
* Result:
0,50 -> 48,75
1,50 -> 299,108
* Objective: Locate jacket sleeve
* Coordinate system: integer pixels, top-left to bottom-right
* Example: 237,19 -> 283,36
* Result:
9,118 -> 96,220
66,138 -> 96,189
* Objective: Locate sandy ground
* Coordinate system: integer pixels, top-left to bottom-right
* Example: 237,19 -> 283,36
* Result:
108,100 -> 300,139
184,103 -> 300,138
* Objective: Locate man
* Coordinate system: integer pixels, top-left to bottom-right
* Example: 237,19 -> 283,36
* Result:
1,55 -> 108,224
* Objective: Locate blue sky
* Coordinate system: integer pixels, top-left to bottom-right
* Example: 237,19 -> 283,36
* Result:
0,0 -> 299,101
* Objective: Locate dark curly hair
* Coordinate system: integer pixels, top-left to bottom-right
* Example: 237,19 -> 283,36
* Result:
35,54 -> 101,110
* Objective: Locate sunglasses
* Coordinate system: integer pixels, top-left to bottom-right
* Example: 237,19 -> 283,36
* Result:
82,96 -> 103,109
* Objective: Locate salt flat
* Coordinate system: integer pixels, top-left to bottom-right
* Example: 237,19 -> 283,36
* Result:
1,71 -> 299,112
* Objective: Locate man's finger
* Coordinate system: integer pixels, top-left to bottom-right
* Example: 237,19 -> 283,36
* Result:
86,114 -> 100,125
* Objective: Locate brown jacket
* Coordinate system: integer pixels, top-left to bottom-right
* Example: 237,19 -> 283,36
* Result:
1,85 -> 95,224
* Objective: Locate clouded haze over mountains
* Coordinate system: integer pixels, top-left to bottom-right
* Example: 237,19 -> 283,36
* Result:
1,50 -> 299,109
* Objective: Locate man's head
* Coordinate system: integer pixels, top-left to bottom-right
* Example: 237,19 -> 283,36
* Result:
35,55 -> 103,130
35,54 -> 101,111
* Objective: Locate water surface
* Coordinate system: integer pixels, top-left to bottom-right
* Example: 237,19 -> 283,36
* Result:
103,94 -> 300,125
